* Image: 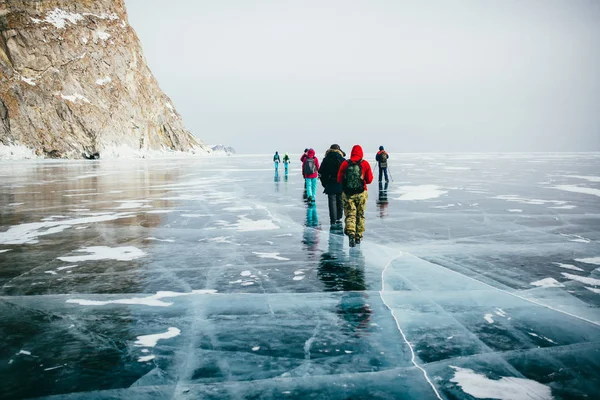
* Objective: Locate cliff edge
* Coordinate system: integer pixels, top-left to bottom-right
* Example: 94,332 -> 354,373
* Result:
0,0 -> 208,158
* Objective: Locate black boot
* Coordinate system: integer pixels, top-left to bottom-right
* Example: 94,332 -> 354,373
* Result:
348,235 -> 356,248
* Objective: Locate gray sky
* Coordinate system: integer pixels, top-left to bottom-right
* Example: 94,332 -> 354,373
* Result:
125,0 -> 600,154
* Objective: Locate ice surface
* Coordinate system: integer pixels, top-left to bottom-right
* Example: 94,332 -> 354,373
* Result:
1,154 -> 600,399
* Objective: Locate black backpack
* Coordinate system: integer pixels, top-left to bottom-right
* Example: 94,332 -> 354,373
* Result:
303,158 -> 317,175
342,160 -> 365,195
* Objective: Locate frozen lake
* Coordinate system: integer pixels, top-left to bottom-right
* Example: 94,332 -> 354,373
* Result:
1,153 -> 599,399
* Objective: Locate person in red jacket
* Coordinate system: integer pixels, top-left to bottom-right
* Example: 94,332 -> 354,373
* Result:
302,148 -> 320,204
337,145 -> 373,247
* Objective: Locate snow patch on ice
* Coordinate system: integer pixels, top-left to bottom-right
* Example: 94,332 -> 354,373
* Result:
586,287 -> 600,294
241,281 -> 255,286
552,185 -> 600,198
135,327 -> 180,347
553,263 -> 584,272
561,175 -> 600,182
58,246 -> 146,262
235,216 -> 278,232
530,278 -> 564,288
575,257 -> 600,265
549,205 -> 577,210
252,346 -> 260,351
252,252 -> 290,261
223,206 -> 253,212
527,332 -> 557,344
66,289 -> 217,307
395,185 -> 447,201
507,209 -> 523,213
17,350 -> 31,356
483,314 -> 494,323
146,237 -> 175,243
0,249 -> 11,254
561,273 -> 600,286
449,366 -> 553,400
560,234 -> 591,243
138,355 -> 155,362
493,194 -> 566,206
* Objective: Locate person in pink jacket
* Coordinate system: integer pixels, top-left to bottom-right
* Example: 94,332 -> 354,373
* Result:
302,148 -> 320,204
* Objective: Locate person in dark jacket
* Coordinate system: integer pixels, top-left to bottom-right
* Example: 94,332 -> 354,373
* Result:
318,144 -> 346,225
375,146 -> 390,183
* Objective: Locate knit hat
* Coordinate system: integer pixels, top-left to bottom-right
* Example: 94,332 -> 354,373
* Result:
330,144 -> 341,150
379,146 -> 384,150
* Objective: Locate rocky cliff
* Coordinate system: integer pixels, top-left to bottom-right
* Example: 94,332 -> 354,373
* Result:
0,0 -> 208,158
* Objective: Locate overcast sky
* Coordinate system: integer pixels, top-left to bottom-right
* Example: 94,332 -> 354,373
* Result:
125,0 -> 600,154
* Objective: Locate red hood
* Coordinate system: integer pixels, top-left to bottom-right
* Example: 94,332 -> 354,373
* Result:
350,145 -> 363,161
307,149 -> 316,157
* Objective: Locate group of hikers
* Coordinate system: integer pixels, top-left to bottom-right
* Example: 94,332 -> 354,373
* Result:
273,145 -> 390,248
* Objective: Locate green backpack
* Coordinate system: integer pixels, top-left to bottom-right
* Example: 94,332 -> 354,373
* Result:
342,160 -> 365,195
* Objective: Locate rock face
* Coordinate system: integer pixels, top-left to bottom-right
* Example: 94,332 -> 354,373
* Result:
0,0 -> 208,158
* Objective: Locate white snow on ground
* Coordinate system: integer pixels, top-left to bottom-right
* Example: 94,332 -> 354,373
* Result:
66,289 -> 217,307
0,212 -> 135,244
0,249 -> 11,254
115,200 -> 152,209
549,205 -> 577,210
561,175 -> 600,182
553,263 -> 584,272
82,12 -> 119,21
449,366 -> 553,400
235,216 -> 279,232
60,93 -> 90,104
575,257 -> 600,265
240,271 -> 252,277
135,327 -> 180,347
495,308 -> 507,317
57,246 -> 146,262
561,273 -> 600,286
530,278 -> 564,288
32,8 -> 84,29
252,252 -> 290,261
395,185 -> 447,201
527,332 -> 557,344
492,194 -> 567,206
95,76 -> 112,85
552,185 -> 600,197
432,204 -> 455,209
0,144 -> 38,160
560,234 -> 591,243
56,264 -> 79,271
208,236 -> 235,244
146,237 -> 175,243
138,355 -> 155,362
21,76 -> 36,86
93,29 -> 111,42
483,314 -> 494,323
17,350 -> 31,356
586,287 -> 600,294
507,209 -> 523,213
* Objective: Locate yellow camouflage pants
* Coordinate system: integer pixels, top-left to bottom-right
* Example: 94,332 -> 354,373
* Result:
342,191 -> 368,239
